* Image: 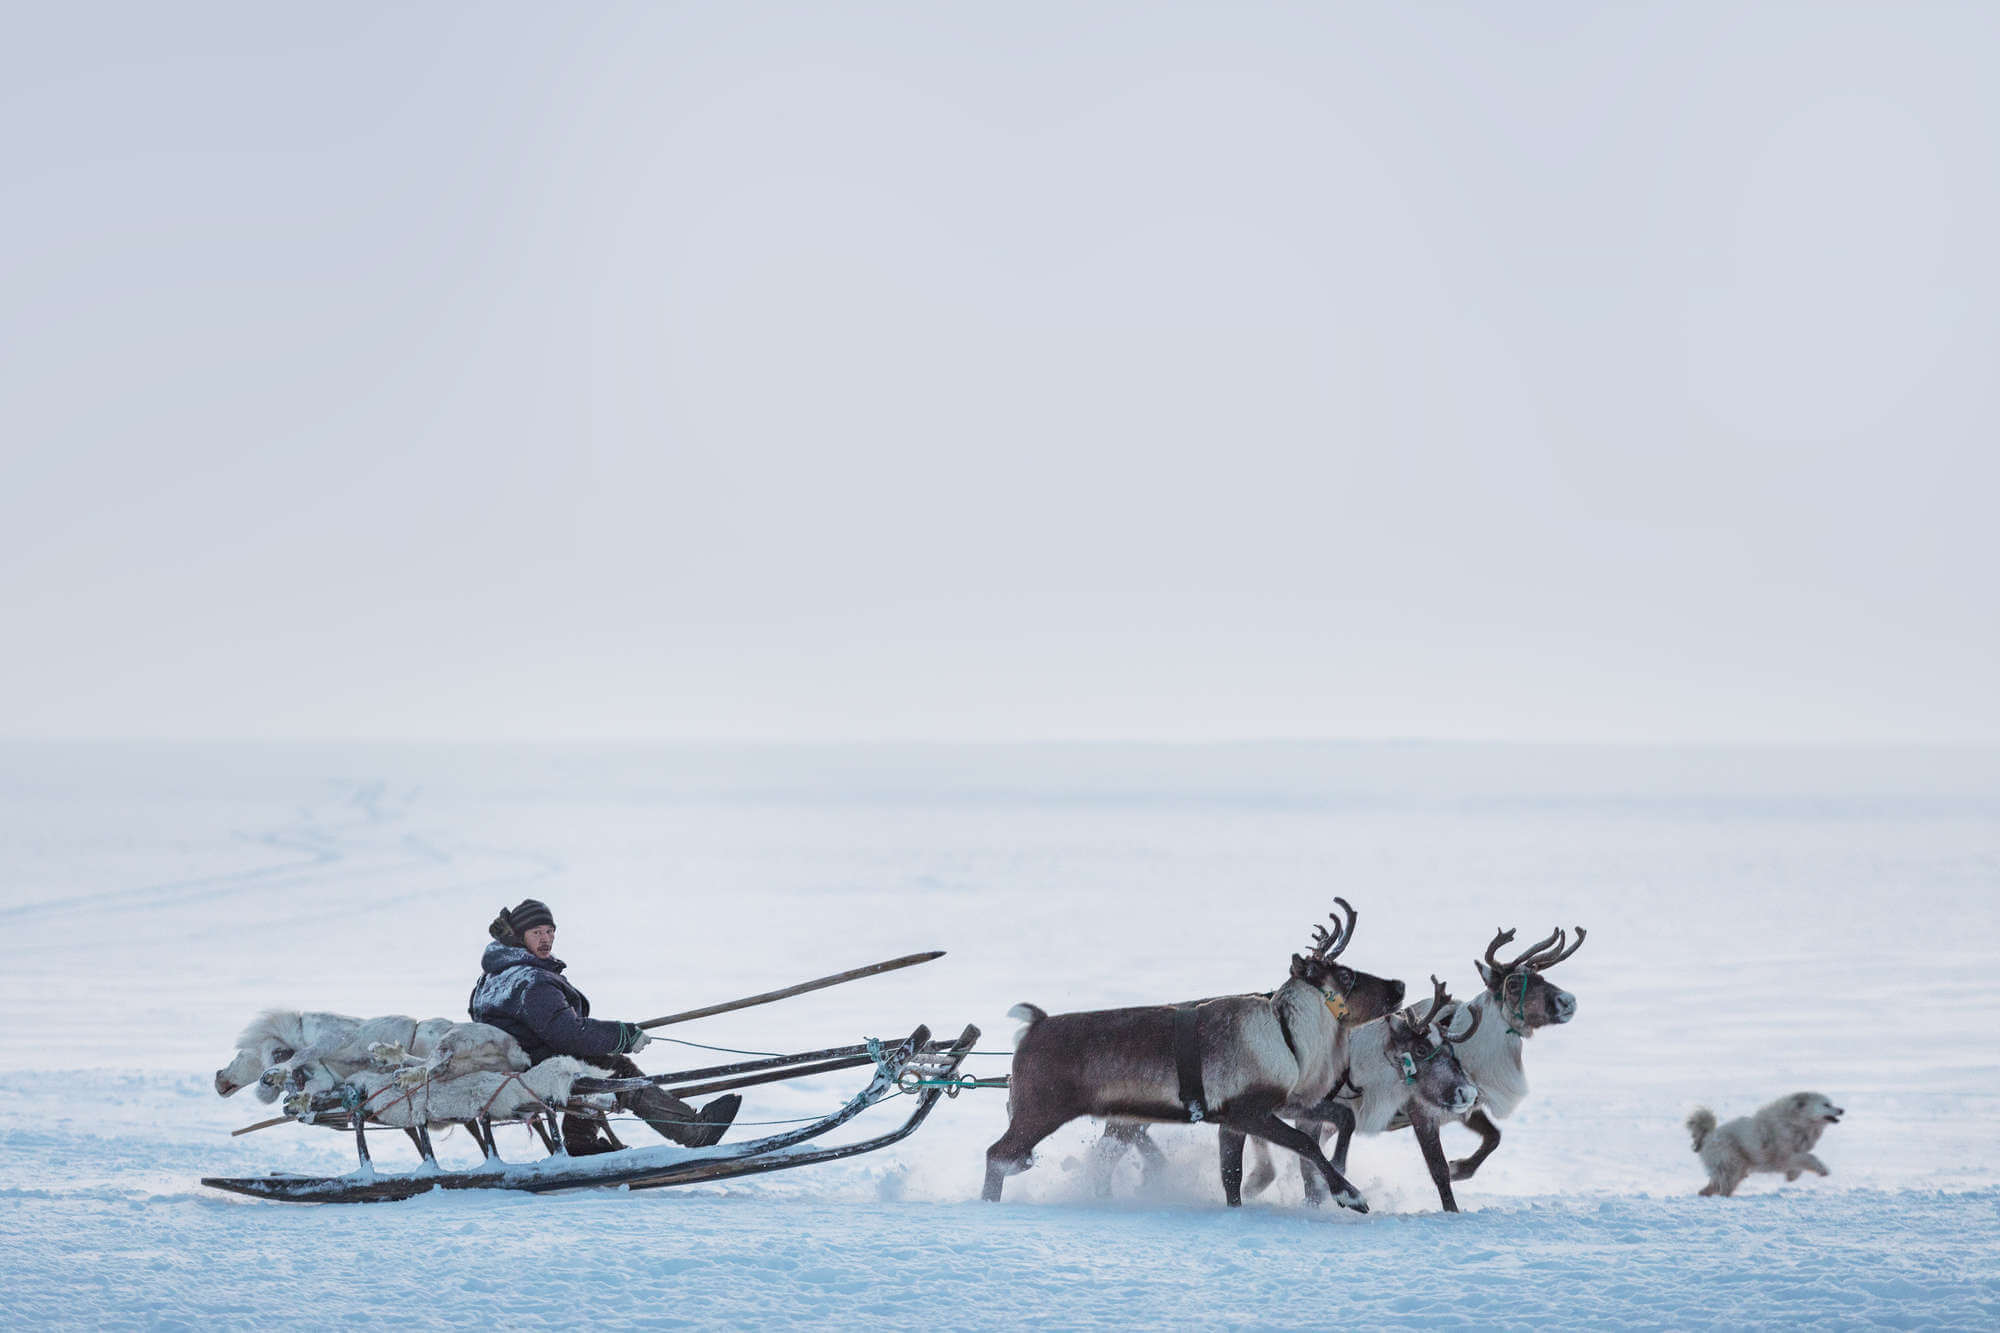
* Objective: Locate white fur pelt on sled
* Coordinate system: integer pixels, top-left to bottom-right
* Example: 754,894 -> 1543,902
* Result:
215,1010 -> 528,1103
343,1056 -> 616,1128
367,1019 -> 533,1090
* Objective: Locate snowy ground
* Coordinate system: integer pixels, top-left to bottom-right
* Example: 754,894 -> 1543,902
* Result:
6,741 -> 1999,1327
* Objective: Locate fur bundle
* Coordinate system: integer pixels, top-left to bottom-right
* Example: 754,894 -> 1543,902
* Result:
215,1009 -> 528,1102
342,1055 -> 614,1128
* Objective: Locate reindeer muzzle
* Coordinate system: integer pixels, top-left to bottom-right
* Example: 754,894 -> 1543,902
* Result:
214,1070 -> 241,1097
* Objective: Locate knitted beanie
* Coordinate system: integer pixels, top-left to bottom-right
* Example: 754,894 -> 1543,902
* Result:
489,898 -> 556,944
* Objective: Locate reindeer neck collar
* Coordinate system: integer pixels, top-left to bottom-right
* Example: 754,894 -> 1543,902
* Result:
1319,986 -> 1348,1020
1394,1029 -> 1460,1085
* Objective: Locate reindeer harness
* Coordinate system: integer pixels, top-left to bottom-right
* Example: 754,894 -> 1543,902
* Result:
1173,1006 -> 1208,1122
1172,983 -> 1345,1123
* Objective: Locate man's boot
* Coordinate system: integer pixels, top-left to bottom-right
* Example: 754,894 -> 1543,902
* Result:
628,1087 -> 741,1149
689,1094 -> 742,1148
561,1114 -> 619,1156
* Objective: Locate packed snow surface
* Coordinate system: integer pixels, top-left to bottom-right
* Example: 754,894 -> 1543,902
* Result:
6,741 -> 1999,1328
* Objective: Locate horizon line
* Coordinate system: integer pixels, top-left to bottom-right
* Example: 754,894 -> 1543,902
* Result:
4,734 -> 1998,753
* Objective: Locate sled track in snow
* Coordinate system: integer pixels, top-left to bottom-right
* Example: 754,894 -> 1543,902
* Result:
13,780 -> 565,926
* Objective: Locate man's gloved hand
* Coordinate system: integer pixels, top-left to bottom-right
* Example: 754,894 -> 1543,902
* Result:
617,1023 -> 652,1054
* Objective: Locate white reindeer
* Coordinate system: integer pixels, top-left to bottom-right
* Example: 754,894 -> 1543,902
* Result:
1244,925 -> 1585,1209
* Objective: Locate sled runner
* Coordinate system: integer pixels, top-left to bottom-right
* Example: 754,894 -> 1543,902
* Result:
203,1022 -> 980,1204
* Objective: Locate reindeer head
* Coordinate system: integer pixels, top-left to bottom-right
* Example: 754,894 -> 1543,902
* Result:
1474,926 -> 1585,1035
1384,977 -> 1482,1118
1289,898 -> 1406,1025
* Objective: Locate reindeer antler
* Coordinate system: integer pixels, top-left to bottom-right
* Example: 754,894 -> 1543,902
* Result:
1540,926 -> 1587,969
1409,975 -> 1452,1032
1444,1000 -> 1482,1044
1514,926 -> 1587,972
1308,897 -> 1358,961
1496,927 -> 1563,973
1482,927 -> 1518,971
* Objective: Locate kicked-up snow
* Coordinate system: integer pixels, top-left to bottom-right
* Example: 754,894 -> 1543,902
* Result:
5,741 -> 1998,1327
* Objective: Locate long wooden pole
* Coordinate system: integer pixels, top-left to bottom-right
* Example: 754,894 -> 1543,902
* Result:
665,1054 -> 877,1100
636,950 -> 946,1030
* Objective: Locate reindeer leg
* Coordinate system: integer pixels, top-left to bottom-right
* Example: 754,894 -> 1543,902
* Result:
412,1125 -> 438,1168
1411,1115 -> 1459,1213
1218,1128 -> 1246,1206
1087,1123 -> 1148,1198
1317,1102 -> 1355,1172
1084,1129 -> 1123,1199
353,1117 -> 373,1169
1450,1108 -> 1502,1181
983,1109 -> 1070,1202
1243,1136 -> 1278,1199
1222,1107 -> 1369,1213
1128,1124 -> 1169,1188
1294,1102 -> 1355,1207
1297,1121 -> 1333,1207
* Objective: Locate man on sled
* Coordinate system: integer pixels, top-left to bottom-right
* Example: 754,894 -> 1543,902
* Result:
470,898 -> 741,1154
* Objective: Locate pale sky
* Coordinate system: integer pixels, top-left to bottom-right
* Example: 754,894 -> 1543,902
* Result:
4,3 -> 1995,744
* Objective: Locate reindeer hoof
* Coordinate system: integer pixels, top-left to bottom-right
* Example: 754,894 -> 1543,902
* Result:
1336,1191 -> 1369,1213
1449,1159 -> 1478,1181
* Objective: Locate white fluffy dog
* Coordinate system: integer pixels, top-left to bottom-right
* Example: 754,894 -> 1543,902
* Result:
1686,1091 -> 1843,1197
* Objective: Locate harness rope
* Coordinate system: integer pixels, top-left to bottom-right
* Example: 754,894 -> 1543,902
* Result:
287,1029 -> 1022,1142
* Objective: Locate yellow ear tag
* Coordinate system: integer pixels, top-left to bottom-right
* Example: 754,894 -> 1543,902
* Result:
1325,992 -> 1348,1020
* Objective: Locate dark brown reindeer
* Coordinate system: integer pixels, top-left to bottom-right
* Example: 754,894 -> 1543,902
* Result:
1248,925 -> 1586,1210
983,900 -> 1406,1210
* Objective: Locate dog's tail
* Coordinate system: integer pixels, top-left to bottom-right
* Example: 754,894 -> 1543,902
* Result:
1686,1107 -> 1717,1152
